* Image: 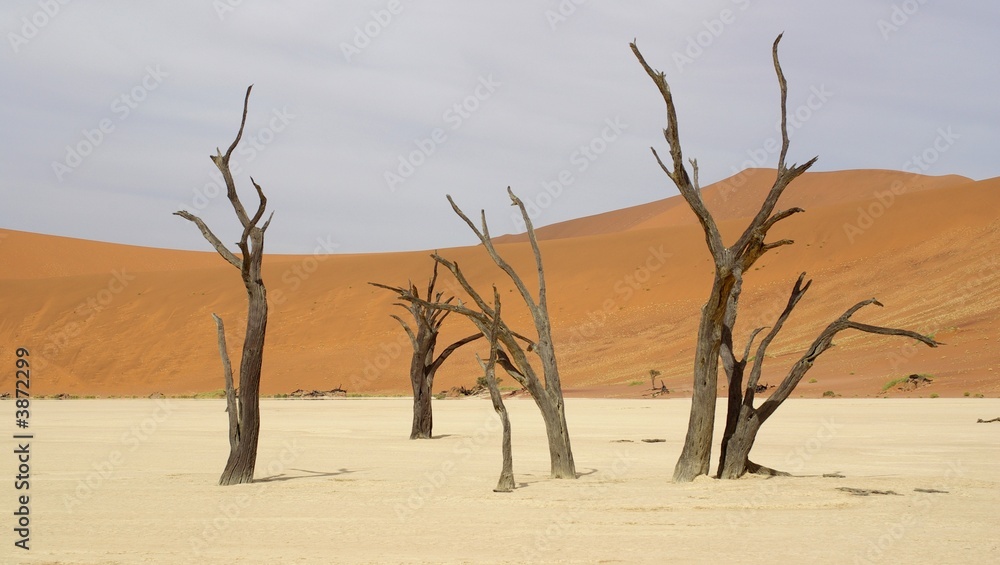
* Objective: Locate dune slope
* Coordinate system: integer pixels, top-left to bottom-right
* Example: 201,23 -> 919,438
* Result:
1,169 -> 997,398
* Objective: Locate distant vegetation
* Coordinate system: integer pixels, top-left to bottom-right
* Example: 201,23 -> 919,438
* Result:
881,377 -> 907,391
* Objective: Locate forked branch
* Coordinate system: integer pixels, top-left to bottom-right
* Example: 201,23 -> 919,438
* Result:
630,42 -> 725,261
445,190 -> 546,319
431,188 -> 576,477
753,279 -> 940,423
731,35 -> 818,262
744,273 -> 812,404
173,211 -> 242,269
717,273 -> 941,479
212,85 -> 254,227
175,85 -> 272,281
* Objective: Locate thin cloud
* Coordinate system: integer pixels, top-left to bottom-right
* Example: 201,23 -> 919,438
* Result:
1,1 -> 996,253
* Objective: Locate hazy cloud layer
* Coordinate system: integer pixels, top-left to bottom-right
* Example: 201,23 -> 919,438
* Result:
2,1 -> 997,253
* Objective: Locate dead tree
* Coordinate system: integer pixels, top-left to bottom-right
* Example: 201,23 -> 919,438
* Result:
175,85 -> 273,486
633,37 -> 938,481
370,261 -> 482,439
394,188 -> 576,479
716,274 -> 939,479
633,35 -> 817,482
478,289 -> 515,493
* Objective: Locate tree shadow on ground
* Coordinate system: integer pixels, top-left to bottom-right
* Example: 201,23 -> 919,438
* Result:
510,468 -> 598,488
256,468 -> 355,483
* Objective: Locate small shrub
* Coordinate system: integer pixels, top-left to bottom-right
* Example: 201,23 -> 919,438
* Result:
476,375 -> 502,389
822,390 -> 836,398
929,393 -> 939,398
808,378 -> 817,384
974,393 -> 984,398
881,377 -> 906,392
433,392 -> 446,400
964,392 -> 970,397
627,380 -> 643,386
649,369 -> 661,389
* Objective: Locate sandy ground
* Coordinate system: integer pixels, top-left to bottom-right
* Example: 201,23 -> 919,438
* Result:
5,397 -> 998,564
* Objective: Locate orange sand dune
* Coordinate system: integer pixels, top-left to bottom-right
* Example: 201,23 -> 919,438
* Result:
1,169 -> 997,399
498,168 -> 972,242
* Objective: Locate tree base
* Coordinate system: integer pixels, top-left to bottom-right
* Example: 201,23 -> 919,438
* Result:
494,473 -> 515,493
219,468 -> 255,486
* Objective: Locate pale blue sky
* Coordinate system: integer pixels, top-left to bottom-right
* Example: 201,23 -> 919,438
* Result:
2,1 -> 997,253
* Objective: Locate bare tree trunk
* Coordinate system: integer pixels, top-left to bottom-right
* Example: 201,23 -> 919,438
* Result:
175,85 -> 274,486
674,277 -> 734,481
480,292 -> 515,492
212,314 -> 239,454
219,281 -> 267,485
717,282 -> 758,476
535,392 -> 575,478
410,326 -> 437,439
410,335 -> 435,439
718,410 -> 765,480
490,381 -> 515,493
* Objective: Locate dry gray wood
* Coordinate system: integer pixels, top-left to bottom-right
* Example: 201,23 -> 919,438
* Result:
212,313 -> 239,454
371,260 -> 482,439
393,188 -> 576,478
716,275 -> 938,479
633,36 -> 938,482
632,34 -> 817,483
480,289 -> 515,493
838,488 -> 901,496
175,85 -> 272,486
